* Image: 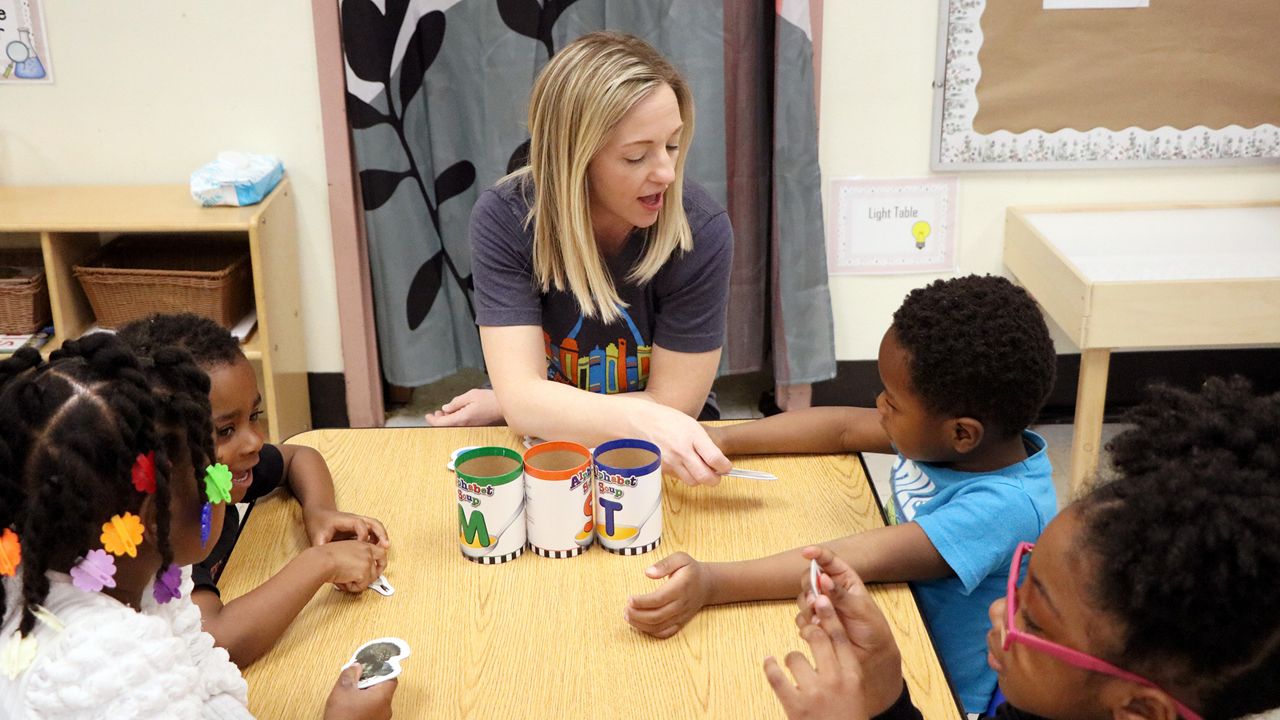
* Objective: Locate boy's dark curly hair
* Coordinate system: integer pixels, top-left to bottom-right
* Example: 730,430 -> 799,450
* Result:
117,312 -> 243,370
891,275 -> 1056,438
0,333 -> 215,636
1080,376 -> 1280,719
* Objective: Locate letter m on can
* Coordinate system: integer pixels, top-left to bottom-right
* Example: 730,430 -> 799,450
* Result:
458,505 -> 491,548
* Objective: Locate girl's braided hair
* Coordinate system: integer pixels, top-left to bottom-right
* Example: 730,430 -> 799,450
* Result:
0,333 -> 214,636
1081,376 -> 1280,719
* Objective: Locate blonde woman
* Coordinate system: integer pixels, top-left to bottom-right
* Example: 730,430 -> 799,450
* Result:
428,32 -> 733,486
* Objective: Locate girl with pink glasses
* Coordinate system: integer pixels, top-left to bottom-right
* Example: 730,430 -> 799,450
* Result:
765,376 -> 1280,720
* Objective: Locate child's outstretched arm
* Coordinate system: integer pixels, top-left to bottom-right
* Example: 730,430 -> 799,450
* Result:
708,407 -> 894,457
194,539 -> 387,667
279,444 -> 391,547
625,523 -> 950,638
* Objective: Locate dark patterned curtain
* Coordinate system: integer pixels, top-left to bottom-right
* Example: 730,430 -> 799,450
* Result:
341,0 -> 834,392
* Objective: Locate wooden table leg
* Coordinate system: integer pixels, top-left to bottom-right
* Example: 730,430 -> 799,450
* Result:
1070,348 -> 1111,498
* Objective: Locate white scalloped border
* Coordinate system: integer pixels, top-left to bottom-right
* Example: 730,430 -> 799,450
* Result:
939,0 -> 1280,166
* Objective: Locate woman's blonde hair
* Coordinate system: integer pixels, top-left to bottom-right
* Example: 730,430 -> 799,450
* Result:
508,31 -> 696,323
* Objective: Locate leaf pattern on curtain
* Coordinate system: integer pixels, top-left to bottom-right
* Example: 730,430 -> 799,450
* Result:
497,0 -> 582,55
343,2 -> 476,331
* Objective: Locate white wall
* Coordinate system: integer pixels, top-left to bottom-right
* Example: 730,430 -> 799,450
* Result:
818,1 -> 1280,361
7,2 -> 1279,372
0,0 -> 343,372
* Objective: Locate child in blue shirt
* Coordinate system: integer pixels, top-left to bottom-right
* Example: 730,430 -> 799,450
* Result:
625,275 -> 1059,712
767,376 -> 1280,720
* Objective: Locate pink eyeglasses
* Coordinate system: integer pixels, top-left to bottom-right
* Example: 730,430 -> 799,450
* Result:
1003,542 -> 1203,720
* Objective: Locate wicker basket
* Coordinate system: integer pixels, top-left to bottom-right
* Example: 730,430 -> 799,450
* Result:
0,249 -> 52,334
73,235 -> 253,329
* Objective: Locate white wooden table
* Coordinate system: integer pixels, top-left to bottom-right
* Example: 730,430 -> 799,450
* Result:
1004,202 -> 1280,495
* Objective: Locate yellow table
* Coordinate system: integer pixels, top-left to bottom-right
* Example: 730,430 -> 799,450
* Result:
219,427 -> 961,719
1005,202 -> 1280,496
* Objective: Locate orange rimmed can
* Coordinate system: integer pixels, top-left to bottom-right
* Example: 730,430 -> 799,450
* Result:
523,441 -> 594,558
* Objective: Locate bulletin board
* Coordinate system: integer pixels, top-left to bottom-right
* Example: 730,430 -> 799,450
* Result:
931,0 -> 1280,170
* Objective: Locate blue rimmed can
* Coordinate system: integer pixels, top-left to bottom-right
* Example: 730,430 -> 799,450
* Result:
592,439 -> 662,555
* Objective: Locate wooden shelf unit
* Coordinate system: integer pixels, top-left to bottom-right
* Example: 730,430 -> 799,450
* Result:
0,180 -> 311,443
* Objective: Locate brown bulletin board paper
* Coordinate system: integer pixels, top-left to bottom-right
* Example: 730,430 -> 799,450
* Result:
974,1 -> 1280,133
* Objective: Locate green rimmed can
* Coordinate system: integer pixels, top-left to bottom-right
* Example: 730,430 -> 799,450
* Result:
455,446 -> 525,565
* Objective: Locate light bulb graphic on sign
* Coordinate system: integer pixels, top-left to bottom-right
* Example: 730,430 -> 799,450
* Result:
911,221 -> 932,250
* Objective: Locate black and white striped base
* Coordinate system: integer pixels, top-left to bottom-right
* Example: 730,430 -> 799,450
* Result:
603,538 -> 661,556
529,543 -> 587,559
463,546 -> 523,565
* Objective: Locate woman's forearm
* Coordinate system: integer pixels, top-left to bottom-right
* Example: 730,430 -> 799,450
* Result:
499,377 -> 662,445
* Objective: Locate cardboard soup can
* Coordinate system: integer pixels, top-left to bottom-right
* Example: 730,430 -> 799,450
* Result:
593,439 -> 662,555
523,441 -> 594,558
455,446 -> 525,564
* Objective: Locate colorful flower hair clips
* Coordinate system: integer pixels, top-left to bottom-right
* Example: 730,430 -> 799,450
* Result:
100,513 -> 145,558
131,451 -> 157,494
153,563 -> 182,605
200,463 -> 233,550
70,549 -> 118,592
72,511 -> 142,594
2,630 -> 37,679
1,604 -> 64,679
0,528 -> 20,577
30,605 -> 64,632
200,503 -> 213,549
204,463 -> 233,505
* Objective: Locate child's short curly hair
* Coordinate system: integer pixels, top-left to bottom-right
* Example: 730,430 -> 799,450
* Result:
891,275 -> 1056,438
1082,376 -> 1280,719
117,313 -> 243,370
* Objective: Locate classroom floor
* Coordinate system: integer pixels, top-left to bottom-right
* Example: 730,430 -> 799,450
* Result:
386,371 -> 1121,509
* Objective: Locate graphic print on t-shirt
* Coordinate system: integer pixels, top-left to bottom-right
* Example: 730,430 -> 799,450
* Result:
891,457 -> 937,524
544,305 -> 651,394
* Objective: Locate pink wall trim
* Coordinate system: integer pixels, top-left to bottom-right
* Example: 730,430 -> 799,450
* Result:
312,0 -> 384,427
811,0 -> 823,120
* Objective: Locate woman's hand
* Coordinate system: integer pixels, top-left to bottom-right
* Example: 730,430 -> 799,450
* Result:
629,401 -> 730,485
425,388 -> 504,427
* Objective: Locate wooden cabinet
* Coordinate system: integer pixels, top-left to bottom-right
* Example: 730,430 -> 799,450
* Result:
0,180 -> 310,442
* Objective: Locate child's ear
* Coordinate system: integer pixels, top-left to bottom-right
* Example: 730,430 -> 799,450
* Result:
138,494 -> 160,537
949,417 -> 984,453
1106,683 -> 1181,720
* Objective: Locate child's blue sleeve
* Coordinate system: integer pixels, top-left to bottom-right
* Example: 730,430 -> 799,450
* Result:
914,481 -> 1045,593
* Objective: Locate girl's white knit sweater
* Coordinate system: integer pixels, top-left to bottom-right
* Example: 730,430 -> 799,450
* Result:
1,567 -> 250,719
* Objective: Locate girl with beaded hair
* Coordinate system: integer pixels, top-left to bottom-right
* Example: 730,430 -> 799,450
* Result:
0,334 -> 395,719
428,31 -> 736,487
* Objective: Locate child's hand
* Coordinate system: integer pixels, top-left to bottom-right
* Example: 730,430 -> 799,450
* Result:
624,552 -> 715,638
308,539 -> 387,592
324,663 -> 396,720
793,546 -> 903,716
306,508 -> 391,548
763,601 -> 871,720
